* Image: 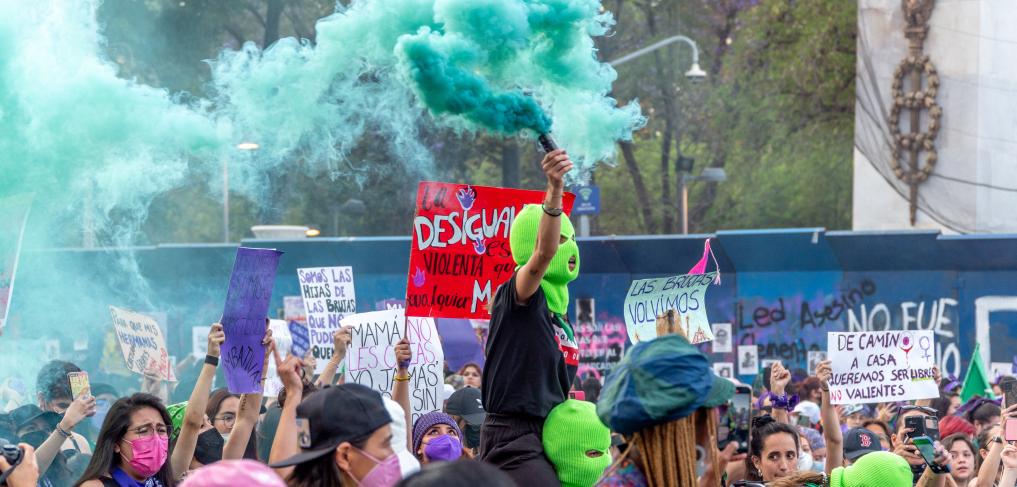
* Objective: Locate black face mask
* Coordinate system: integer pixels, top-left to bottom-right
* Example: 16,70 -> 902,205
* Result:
194,428 -> 225,466
464,424 -> 481,449
20,431 -> 50,448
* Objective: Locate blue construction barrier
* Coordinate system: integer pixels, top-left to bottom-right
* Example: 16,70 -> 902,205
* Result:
9,228 -> 1017,385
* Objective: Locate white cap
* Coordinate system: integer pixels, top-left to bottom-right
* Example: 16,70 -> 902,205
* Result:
792,400 -> 821,425
443,383 -> 456,401
382,398 -> 421,478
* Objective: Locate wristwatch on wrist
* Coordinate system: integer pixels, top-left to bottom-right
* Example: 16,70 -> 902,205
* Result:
542,204 -> 563,217
929,463 -> 950,474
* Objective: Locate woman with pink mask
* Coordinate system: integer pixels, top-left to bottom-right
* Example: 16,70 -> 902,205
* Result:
76,393 -> 176,487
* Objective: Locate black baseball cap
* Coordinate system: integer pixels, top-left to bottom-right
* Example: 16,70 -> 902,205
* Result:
445,387 -> 485,426
269,384 -> 391,468
843,427 -> 882,461
8,405 -> 59,432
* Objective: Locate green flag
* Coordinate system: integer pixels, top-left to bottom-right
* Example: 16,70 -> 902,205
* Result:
960,343 -> 994,402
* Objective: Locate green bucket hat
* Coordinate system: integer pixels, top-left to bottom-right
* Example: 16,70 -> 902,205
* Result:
830,451 -> 912,487
597,334 -> 733,435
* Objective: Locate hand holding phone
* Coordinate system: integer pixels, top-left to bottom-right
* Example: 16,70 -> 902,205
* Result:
912,436 -> 950,474
1003,381 -> 1017,442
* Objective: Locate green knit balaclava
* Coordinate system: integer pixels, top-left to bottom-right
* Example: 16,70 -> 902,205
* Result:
543,400 -> 611,487
509,204 -> 580,315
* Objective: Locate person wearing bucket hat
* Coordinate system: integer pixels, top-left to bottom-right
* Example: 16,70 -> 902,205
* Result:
542,399 -> 611,487
268,355 -> 399,487
479,150 -> 579,484
596,311 -> 736,487
768,451 -> 913,487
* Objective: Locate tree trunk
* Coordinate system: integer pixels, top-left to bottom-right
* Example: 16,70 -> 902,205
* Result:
619,141 -> 657,234
501,139 -> 520,188
264,0 -> 284,47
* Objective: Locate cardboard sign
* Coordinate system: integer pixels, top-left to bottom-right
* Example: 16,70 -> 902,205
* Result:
289,321 -> 311,359
624,272 -> 717,344
263,320 -> 293,397
738,345 -> 759,376
0,194 -> 32,330
406,182 -> 575,320
192,326 -> 211,359
827,331 -> 939,405
221,247 -> 282,394
343,309 -> 444,424
808,351 -> 828,375
298,266 -> 356,373
109,306 -> 174,381
68,372 -> 89,399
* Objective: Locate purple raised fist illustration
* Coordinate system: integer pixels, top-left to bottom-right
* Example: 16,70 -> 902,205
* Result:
457,186 -> 477,211
412,267 -> 426,288
473,237 -> 487,255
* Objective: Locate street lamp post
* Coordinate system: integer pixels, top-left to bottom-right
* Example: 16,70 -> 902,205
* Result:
680,167 -> 726,234
609,35 -> 707,82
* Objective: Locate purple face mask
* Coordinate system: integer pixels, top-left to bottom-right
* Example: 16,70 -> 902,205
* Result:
423,434 -> 463,462
351,448 -> 401,487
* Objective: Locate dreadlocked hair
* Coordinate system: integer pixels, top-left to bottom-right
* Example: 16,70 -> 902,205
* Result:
694,408 -> 722,487
769,471 -> 828,487
632,415 -> 698,487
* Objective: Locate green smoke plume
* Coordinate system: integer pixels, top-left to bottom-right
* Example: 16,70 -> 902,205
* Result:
0,0 -> 642,390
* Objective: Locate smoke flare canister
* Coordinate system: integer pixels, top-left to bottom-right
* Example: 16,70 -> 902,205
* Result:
538,133 -> 558,153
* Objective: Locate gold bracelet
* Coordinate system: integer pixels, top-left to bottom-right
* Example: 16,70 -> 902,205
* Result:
394,375 -> 410,382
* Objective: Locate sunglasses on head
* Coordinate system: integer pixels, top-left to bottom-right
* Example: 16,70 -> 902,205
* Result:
895,405 -> 936,418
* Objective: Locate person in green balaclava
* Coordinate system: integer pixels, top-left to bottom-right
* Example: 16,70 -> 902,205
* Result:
479,148 -> 579,485
543,400 -> 611,487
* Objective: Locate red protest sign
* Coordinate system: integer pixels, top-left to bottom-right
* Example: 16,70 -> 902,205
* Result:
406,182 -> 575,320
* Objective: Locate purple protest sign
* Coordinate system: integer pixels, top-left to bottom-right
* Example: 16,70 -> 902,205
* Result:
221,247 -> 282,393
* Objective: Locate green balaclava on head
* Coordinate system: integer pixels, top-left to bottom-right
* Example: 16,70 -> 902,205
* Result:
509,204 -> 580,315
543,399 -> 611,487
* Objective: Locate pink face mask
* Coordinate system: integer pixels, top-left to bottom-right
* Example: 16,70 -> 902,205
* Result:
350,448 -> 401,487
121,434 -> 168,478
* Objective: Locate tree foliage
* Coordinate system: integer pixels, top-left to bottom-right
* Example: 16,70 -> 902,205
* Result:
95,0 -> 856,242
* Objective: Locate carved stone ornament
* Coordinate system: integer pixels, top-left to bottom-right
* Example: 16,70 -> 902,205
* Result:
888,0 -> 940,225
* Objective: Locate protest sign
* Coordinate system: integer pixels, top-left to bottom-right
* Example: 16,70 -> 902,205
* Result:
264,320 -> 293,397
827,331 -> 938,405
714,362 -> 734,380
406,182 -> 575,320
283,296 -> 306,323
343,309 -> 444,423
192,326 -> 211,359
808,351 -> 828,375
298,266 -> 356,373
623,272 -> 717,344
712,323 -> 733,353
109,306 -> 174,381
289,321 -> 311,359
0,194 -> 32,331
738,345 -> 759,375
221,247 -> 282,394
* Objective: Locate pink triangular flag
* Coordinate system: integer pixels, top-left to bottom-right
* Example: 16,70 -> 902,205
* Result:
688,239 -> 721,284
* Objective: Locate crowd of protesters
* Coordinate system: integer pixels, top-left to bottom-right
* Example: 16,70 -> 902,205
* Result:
1,150 -> 1016,487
